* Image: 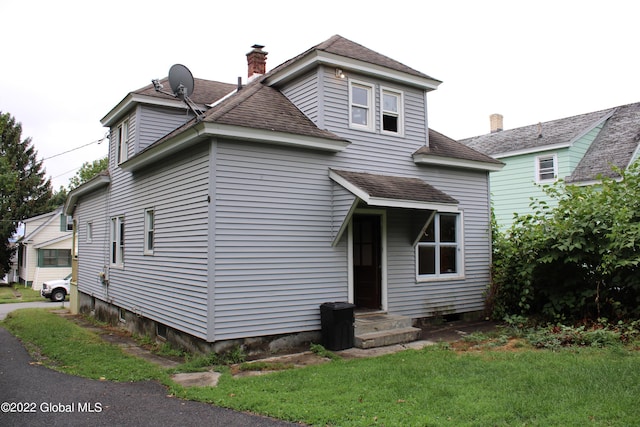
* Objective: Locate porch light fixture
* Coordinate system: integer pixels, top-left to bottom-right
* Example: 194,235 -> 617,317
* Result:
335,68 -> 346,79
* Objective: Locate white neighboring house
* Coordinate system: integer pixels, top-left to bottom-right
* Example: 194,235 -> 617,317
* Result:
18,206 -> 73,290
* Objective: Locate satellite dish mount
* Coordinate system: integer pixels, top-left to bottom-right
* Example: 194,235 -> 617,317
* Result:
152,64 -> 205,121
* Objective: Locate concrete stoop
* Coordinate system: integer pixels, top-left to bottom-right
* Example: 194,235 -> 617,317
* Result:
354,313 -> 421,349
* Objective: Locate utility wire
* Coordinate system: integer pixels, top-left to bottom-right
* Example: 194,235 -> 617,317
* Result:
41,133 -> 108,161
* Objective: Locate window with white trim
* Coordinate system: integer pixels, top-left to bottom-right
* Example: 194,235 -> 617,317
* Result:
416,213 -> 461,279
349,80 -> 374,131
110,216 -> 125,266
381,88 -> 403,135
144,208 -> 154,255
117,120 -> 129,164
535,154 -> 557,182
86,222 -> 93,243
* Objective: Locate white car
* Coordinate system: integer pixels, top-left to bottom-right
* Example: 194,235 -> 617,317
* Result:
41,274 -> 71,302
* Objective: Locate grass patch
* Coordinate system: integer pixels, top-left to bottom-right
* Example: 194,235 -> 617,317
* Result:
2,308 -> 165,382
3,309 -> 640,426
237,361 -> 294,372
176,345 -> 640,426
0,284 -> 48,303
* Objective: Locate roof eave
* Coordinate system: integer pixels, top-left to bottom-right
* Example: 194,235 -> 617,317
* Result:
489,141 -> 572,159
265,51 -> 441,91
328,169 -> 458,212
413,154 -> 504,171
120,122 -> 351,173
101,93 -> 188,127
64,174 -> 111,215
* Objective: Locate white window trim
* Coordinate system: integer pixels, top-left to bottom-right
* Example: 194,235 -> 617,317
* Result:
535,153 -> 558,183
380,86 -> 404,136
86,222 -> 92,243
110,216 -> 125,268
117,120 -> 129,164
144,208 -> 154,255
348,79 -> 375,132
415,212 -> 465,282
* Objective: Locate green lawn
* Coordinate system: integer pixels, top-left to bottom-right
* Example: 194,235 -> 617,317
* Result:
0,284 -> 47,303
3,308 -> 640,426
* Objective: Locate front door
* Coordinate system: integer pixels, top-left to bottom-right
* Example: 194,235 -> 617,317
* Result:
353,214 -> 382,309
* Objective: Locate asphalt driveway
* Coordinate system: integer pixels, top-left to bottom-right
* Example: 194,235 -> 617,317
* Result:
0,326 -> 297,427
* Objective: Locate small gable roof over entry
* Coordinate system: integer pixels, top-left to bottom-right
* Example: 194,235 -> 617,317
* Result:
329,169 -> 459,212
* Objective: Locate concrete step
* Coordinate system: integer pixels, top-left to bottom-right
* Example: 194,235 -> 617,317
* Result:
354,327 -> 422,349
354,313 -> 413,335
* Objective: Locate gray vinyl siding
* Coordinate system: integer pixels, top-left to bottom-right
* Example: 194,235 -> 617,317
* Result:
78,60 -> 493,343
385,169 -> 492,317
106,126 -> 211,339
280,71 -> 320,125
136,105 -> 193,153
213,140 -> 348,340
331,182 -> 357,241
75,188 -> 109,298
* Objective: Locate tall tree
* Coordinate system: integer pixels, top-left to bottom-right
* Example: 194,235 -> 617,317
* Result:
68,156 -> 108,190
0,112 -> 52,275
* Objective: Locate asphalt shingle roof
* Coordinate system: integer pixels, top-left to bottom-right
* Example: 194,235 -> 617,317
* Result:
461,102 -> 640,183
270,34 -> 441,83
567,102 -> 640,182
132,35 -> 493,170
331,169 -> 458,205
134,78 -> 236,106
414,129 -> 503,165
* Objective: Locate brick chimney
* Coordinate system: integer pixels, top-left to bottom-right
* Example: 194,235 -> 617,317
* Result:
246,44 -> 268,79
490,113 -> 503,133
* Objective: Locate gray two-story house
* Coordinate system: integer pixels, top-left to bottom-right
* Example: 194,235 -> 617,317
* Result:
65,35 -> 502,354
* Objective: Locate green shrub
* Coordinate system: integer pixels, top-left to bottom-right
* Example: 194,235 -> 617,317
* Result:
489,161 -> 640,322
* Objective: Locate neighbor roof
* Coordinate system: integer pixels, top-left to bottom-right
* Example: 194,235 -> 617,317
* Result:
461,108 -> 615,157
567,102 -> 640,183
461,102 -> 640,183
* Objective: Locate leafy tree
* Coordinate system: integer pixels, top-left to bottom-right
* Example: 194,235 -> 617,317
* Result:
0,112 -> 52,276
68,157 -> 108,190
490,162 -> 640,322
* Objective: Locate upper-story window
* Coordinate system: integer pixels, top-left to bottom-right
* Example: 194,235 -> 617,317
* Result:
535,154 -> 557,183
381,88 -> 403,135
117,120 -> 129,164
349,80 -> 374,131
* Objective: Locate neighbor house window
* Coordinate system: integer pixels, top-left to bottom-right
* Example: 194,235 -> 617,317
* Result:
86,222 -> 93,243
60,214 -> 73,231
117,120 -> 129,164
110,216 -> 125,266
381,88 -> 403,135
416,213 -> 461,279
144,208 -> 154,255
349,80 -> 374,131
38,249 -> 72,267
535,154 -> 557,182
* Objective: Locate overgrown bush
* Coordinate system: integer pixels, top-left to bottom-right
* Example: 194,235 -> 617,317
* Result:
489,162 -> 640,322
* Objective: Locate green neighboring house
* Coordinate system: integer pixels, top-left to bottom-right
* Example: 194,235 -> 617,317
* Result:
461,102 -> 640,231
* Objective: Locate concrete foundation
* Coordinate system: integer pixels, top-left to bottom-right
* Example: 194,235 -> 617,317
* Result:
78,291 -> 321,358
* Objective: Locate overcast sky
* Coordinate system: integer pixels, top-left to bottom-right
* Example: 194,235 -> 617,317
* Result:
2,0 -> 639,189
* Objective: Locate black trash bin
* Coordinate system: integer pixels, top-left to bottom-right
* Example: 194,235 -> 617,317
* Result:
320,302 -> 355,351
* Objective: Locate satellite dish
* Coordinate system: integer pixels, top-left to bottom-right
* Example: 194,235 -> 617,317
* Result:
168,64 -> 194,100
151,64 -> 205,122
